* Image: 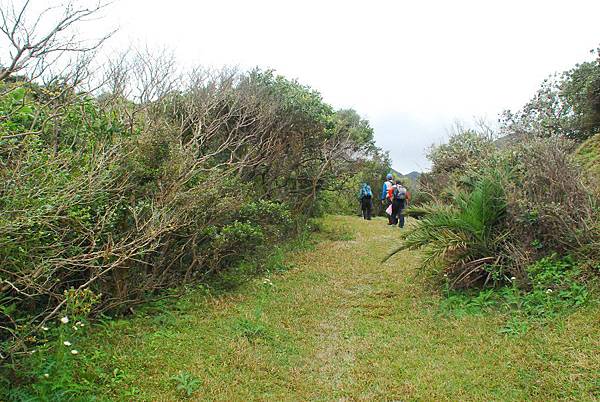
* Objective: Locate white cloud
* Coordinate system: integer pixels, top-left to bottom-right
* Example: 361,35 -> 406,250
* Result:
94,0 -> 600,171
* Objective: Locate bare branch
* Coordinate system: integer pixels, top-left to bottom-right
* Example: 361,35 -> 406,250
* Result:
0,0 -> 114,83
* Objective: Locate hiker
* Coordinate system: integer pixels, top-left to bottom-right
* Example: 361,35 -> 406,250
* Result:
359,183 -> 373,220
380,173 -> 395,225
392,180 -> 409,228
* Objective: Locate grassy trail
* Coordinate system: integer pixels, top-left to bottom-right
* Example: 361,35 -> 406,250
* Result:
91,216 -> 600,401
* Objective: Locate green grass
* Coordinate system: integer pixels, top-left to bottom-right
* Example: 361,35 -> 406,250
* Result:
577,132 -> 600,179
75,216 -> 599,400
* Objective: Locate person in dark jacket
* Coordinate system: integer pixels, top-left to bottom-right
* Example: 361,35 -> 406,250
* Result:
391,180 -> 408,228
359,183 -> 373,220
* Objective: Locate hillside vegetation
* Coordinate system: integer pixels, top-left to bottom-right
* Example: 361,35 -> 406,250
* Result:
576,133 -> 600,181
399,51 -> 600,320
0,68 -> 387,380
0,2 -> 390,392
11,217 -> 600,400
1,1 -> 599,399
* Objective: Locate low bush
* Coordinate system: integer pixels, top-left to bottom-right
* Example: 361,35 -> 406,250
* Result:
420,129 -> 495,198
403,129 -> 599,282
441,255 -> 592,323
240,200 -> 294,238
505,137 -> 596,265
2,315 -> 93,400
395,125 -> 599,335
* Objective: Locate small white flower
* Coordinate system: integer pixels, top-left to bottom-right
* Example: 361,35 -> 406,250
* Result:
546,288 -> 553,294
60,316 -> 69,324
70,349 -> 79,355
63,341 -> 72,346
43,373 -> 49,378
72,326 -> 78,331
510,277 -> 516,281
76,321 -> 84,327
42,326 -> 49,331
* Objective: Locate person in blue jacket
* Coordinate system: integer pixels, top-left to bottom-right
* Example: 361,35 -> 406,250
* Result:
358,183 -> 373,220
381,173 -> 395,225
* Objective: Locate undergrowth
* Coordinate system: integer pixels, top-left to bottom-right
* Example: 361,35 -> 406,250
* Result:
1,221 -> 320,400
440,255 -> 597,334
5,216 -> 597,400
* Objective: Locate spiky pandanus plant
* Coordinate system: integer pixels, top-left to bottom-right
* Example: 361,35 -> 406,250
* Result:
387,175 -> 508,288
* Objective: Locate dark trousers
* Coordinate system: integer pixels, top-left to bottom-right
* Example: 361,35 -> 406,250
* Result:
361,196 -> 372,220
392,199 -> 406,227
384,199 -> 394,224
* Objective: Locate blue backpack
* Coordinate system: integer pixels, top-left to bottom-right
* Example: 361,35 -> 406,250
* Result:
362,185 -> 373,198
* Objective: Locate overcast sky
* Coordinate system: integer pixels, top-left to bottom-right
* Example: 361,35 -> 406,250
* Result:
98,0 -> 599,172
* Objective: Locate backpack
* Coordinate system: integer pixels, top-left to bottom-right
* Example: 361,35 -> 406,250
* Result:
394,185 -> 407,200
364,185 -> 372,198
386,181 -> 395,200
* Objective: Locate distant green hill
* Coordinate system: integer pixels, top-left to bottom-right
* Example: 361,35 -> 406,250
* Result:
390,169 -> 421,186
404,171 -> 422,182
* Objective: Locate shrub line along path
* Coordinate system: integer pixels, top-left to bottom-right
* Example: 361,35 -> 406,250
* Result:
94,216 -> 600,401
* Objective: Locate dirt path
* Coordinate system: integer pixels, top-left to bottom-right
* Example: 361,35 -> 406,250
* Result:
93,216 -> 600,401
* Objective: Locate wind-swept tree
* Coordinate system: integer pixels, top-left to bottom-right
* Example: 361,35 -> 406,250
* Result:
0,0 -> 113,83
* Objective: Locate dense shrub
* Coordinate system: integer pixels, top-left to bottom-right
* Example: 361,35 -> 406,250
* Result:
396,132 -> 598,291
503,137 -> 597,270
420,129 -> 494,199
0,65 -> 385,380
400,51 -> 600,297
0,1 -> 386,394
239,200 -> 293,236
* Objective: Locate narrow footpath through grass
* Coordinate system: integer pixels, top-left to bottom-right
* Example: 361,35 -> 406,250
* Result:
86,216 -> 600,401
